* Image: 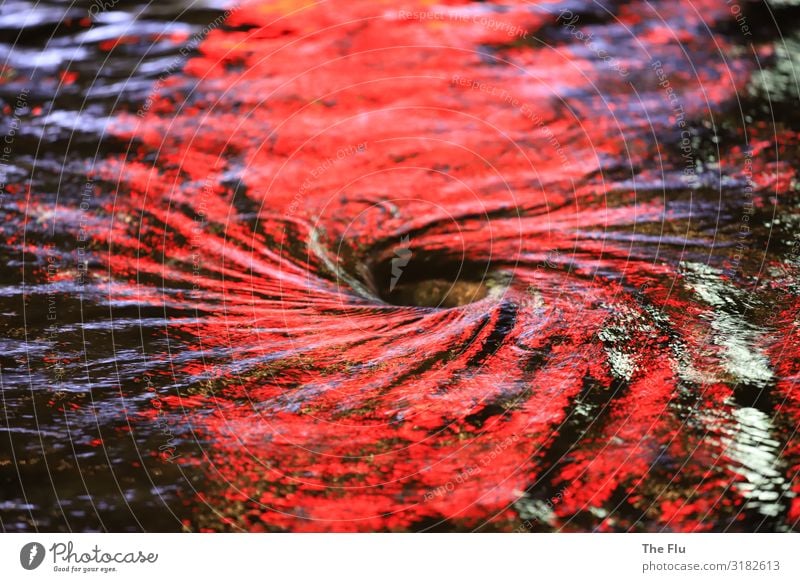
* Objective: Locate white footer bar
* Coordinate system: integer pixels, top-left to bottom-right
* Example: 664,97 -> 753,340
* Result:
1,533 -> 797,581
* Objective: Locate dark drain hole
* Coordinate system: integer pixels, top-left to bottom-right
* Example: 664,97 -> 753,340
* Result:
369,252 -> 499,308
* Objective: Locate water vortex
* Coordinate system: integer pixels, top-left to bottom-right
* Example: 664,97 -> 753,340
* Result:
1,0 -> 799,533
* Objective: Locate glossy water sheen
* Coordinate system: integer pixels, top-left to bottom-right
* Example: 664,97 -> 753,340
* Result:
1,0 -> 799,532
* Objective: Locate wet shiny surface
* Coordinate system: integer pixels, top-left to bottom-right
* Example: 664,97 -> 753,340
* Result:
1,0 -> 800,531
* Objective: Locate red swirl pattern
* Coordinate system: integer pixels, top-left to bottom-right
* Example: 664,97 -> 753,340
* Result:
77,0 -> 800,531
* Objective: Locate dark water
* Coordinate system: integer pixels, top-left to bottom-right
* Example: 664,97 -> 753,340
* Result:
1,0 -> 800,532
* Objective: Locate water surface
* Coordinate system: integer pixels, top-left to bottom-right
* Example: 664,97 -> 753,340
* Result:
1,0 -> 800,532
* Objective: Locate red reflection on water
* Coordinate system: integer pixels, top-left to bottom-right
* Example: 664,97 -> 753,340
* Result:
94,0 -> 799,530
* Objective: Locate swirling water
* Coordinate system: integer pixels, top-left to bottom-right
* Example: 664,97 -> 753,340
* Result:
1,0 -> 800,532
